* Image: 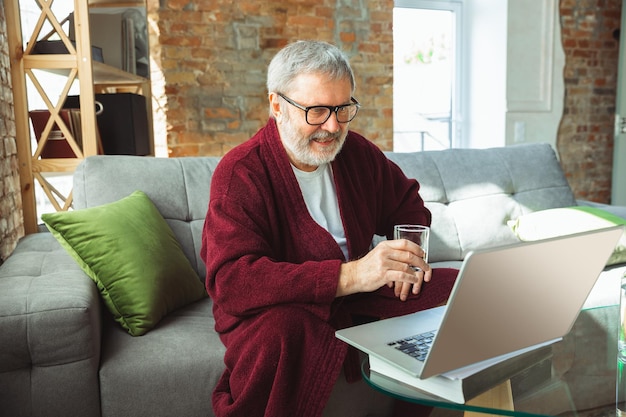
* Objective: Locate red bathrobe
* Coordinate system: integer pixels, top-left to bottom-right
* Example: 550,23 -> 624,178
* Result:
201,118 -> 457,417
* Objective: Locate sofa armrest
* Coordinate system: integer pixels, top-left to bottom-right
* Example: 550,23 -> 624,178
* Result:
577,199 -> 626,220
0,233 -> 102,417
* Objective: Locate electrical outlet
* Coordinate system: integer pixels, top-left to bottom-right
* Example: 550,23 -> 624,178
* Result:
514,121 -> 526,143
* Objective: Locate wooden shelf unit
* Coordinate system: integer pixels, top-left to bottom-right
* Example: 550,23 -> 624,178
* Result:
5,0 -> 153,234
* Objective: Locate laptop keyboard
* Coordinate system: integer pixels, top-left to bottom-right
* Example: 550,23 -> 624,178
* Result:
387,330 -> 437,361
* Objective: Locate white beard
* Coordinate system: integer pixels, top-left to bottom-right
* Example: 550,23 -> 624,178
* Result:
278,114 -> 347,167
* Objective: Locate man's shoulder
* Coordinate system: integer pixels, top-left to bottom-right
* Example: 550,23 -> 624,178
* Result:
210,142 -> 268,200
220,139 -> 262,167
217,119 -> 280,169
216,125 -> 269,173
210,124 -> 280,198
341,131 -> 387,163
213,148 -> 266,197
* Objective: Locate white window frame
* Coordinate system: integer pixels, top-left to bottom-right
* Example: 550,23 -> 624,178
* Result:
393,0 -> 465,148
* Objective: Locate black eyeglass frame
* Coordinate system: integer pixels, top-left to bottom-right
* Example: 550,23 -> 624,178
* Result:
276,93 -> 361,125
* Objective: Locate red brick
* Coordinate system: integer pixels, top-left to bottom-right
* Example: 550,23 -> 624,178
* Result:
340,32 -> 356,43
204,107 -> 239,119
557,0 -> 621,202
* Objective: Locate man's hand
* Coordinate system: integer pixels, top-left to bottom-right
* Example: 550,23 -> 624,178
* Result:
337,239 -> 431,301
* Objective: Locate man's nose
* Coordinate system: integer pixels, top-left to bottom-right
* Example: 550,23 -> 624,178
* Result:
321,112 -> 341,133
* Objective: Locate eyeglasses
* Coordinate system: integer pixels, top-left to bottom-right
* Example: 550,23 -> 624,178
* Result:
277,93 -> 360,125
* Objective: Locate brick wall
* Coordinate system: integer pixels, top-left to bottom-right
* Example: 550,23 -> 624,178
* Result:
153,0 -> 394,157
0,4 -> 24,261
558,0 -> 622,203
156,1 -> 621,202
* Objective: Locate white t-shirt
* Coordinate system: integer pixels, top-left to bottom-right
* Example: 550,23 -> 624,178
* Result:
292,163 -> 349,260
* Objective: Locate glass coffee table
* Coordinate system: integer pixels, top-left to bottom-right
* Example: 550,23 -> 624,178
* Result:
362,363 -> 552,416
360,305 -> 620,417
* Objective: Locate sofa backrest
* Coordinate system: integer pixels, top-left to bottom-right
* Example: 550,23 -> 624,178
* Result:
385,143 -> 577,261
73,155 -> 221,281
72,143 -> 576,279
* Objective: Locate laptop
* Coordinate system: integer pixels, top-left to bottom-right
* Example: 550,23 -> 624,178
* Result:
336,226 -> 623,380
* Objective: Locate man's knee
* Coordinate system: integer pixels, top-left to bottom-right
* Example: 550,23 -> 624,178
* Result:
252,305 -> 324,340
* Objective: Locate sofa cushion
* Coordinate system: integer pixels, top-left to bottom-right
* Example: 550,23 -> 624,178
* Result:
41,190 -> 207,336
98,299 -> 226,417
509,206 -> 626,266
0,233 -> 102,417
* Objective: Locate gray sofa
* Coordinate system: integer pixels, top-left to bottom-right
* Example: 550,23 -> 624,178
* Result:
1,143 -> 624,417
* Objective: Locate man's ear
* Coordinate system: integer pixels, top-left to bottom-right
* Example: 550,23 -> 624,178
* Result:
269,92 -> 282,121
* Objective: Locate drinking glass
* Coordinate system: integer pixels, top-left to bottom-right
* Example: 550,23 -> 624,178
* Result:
393,224 -> 430,270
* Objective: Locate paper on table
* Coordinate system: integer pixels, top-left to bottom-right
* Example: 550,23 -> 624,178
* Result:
440,338 -> 560,380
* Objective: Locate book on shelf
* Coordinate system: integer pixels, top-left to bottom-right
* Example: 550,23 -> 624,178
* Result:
368,343 -> 553,404
68,9 -> 148,77
31,40 -> 104,63
29,109 -> 82,158
69,12 -> 125,72
122,16 -> 137,75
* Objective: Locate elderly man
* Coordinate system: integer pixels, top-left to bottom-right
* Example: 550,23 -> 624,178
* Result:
201,40 -> 457,417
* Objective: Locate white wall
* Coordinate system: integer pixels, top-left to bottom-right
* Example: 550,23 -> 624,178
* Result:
505,0 -> 564,150
612,0 -> 626,204
462,0 -> 508,149
462,0 -> 563,150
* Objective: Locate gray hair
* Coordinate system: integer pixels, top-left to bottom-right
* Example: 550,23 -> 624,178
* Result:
266,40 -> 356,95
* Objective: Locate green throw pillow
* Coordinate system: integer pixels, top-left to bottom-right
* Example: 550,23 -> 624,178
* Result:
42,190 -> 206,336
508,206 -> 626,266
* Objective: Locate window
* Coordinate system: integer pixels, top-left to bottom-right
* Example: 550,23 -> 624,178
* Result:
393,0 -> 462,151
